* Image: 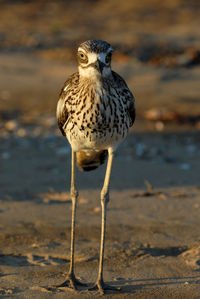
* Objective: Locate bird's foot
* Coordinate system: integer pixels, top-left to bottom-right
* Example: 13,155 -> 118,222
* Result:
89,279 -> 121,295
55,273 -> 87,291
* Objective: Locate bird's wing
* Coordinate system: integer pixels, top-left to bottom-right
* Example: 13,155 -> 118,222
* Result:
112,71 -> 136,127
56,73 -> 79,136
128,98 -> 136,127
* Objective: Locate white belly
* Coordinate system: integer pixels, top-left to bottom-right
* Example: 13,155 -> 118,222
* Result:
66,124 -> 128,152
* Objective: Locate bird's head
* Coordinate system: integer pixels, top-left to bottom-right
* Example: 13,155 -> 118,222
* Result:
77,40 -> 113,79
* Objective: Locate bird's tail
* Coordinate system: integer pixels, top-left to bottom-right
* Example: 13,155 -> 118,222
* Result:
76,150 -> 108,171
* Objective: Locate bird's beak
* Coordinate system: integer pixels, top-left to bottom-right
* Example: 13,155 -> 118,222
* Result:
95,60 -> 105,74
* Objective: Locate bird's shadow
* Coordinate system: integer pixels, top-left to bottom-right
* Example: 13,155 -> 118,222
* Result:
101,275 -> 200,294
46,275 -> 200,295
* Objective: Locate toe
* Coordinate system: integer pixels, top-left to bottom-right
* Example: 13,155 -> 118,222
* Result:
89,279 -> 120,294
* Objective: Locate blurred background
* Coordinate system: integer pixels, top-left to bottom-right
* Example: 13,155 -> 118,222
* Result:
1,0 -> 200,128
0,0 -> 200,195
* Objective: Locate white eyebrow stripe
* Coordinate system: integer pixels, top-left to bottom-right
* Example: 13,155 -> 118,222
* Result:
87,52 -> 107,64
87,52 -> 99,63
78,47 -> 87,53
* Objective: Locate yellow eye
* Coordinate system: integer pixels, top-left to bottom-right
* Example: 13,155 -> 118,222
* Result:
78,51 -> 88,63
105,52 -> 112,64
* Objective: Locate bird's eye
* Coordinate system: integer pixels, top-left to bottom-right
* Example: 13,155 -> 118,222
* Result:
105,52 -> 112,64
78,52 -> 88,63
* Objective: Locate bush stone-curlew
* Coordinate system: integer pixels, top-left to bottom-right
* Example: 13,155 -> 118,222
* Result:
56,40 -> 136,294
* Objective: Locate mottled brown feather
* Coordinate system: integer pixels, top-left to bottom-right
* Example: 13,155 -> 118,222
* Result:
111,71 -> 136,127
57,69 -> 135,171
57,73 -> 80,136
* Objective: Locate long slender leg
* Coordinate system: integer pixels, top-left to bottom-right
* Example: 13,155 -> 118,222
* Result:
89,148 -> 120,294
56,150 -> 87,290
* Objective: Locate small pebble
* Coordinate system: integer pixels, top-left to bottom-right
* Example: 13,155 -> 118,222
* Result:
31,243 -> 39,248
5,120 -> 18,131
42,116 -> 56,127
155,121 -> 164,131
93,207 -> 101,213
164,156 -> 176,163
79,198 -> 88,204
180,163 -> 190,170
135,143 -> 146,157
16,128 -> 27,137
33,127 -> 42,136
114,277 -> 123,281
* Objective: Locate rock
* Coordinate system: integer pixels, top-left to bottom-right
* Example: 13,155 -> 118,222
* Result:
16,128 -> 27,137
155,121 -> 164,131
4,120 -> 18,131
164,156 -> 176,163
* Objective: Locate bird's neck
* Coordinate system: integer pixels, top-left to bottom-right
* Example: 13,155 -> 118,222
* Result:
78,66 -> 113,82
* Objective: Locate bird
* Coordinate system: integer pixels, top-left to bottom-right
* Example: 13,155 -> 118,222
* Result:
56,39 -> 135,294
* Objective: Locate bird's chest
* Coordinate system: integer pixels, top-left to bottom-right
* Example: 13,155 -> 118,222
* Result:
66,84 -> 129,150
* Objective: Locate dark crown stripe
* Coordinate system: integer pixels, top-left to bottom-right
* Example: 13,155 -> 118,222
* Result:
79,40 -> 111,54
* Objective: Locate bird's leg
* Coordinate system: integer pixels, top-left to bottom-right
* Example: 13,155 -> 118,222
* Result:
89,148 -> 120,295
56,150 -> 87,290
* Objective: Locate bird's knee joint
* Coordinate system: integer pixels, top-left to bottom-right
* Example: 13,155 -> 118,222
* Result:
71,187 -> 78,199
101,190 -> 109,205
